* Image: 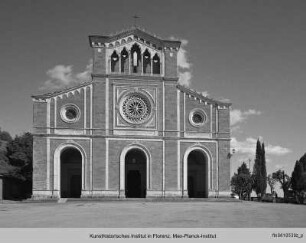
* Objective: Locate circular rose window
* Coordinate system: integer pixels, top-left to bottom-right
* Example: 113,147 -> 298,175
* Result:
60,104 -> 81,123
120,92 -> 152,124
189,109 -> 206,127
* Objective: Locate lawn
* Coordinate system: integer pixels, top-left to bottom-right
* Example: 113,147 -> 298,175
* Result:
0,200 -> 305,228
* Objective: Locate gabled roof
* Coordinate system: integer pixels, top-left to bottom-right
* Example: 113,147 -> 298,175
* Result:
31,81 -> 92,100
89,26 -> 181,50
176,84 -> 231,107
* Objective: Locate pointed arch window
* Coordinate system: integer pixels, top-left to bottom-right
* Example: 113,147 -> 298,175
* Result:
111,51 -> 119,72
143,49 -> 151,74
121,48 -> 129,73
131,44 -> 141,74
152,54 -> 160,74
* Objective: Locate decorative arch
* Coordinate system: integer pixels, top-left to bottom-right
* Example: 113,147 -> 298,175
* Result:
111,51 -> 119,72
152,53 -> 160,74
119,144 -> 151,195
183,145 -> 212,197
143,49 -> 151,74
131,43 -> 142,73
121,48 -> 129,73
53,142 -> 87,198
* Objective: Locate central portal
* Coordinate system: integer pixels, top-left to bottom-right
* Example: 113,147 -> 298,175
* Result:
125,149 -> 147,198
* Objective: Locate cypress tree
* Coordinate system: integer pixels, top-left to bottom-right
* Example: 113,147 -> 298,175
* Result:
253,139 -> 262,196
252,139 -> 267,198
261,143 -> 267,195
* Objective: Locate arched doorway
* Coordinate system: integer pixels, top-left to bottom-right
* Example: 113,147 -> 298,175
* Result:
187,150 -> 208,198
125,149 -> 146,198
60,148 -> 82,198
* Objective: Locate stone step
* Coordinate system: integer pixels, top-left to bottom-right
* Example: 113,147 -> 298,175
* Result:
64,197 -> 241,203
21,197 -> 241,203
57,198 -> 68,203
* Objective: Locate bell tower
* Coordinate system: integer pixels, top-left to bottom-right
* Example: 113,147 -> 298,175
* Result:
89,27 -> 181,80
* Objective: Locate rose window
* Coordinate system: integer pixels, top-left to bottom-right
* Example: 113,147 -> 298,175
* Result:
192,113 -> 204,124
121,93 -> 151,124
189,109 -> 206,127
60,104 -> 81,123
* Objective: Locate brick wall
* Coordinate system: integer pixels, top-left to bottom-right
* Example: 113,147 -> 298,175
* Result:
218,140 -> 230,191
184,96 -> 212,134
56,90 -> 85,130
32,136 -> 47,190
164,49 -> 178,78
165,140 -> 178,190
92,80 -> 106,135
92,138 -> 106,190
33,102 -> 47,134
86,87 -> 91,135
164,82 -> 178,137
218,108 -> 230,134
0,177 -> 3,200
93,47 -> 106,75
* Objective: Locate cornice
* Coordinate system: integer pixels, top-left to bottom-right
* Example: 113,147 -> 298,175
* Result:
91,73 -> 179,82
89,27 -> 181,50
31,81 -> 93,101
176,84 -> 231,108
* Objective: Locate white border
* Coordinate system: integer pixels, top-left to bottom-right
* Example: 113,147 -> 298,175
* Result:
53,142 -> 87,198
182,144 -> 213,196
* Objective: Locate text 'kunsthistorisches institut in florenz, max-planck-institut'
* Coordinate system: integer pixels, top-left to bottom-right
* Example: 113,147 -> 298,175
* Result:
31,27 -> 231,200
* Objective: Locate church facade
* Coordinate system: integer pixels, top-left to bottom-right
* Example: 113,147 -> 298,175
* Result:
31,28 -> 231,199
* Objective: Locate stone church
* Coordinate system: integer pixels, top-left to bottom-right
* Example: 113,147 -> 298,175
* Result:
31,27 -> 231,199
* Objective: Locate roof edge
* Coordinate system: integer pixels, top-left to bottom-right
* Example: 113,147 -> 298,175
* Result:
89,27 -> 181,49
32,81 -> 93,100
176,84 -> 232,107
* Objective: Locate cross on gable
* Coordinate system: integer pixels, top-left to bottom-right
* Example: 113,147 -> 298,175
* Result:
133,15 -> 140,27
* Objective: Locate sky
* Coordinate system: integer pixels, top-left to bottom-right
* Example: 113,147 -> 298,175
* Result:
1,0 -> 306,181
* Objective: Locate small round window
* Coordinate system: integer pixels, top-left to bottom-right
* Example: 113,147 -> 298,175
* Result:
189,109 -> 206,127
60,104 -> 81,123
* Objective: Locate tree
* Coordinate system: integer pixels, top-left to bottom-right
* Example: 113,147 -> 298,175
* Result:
0,128 -> 12,142
0,128 -> 13,176
291,160 -> 303,192
252,139 -> 267,198
291,154 -> 306,203
0,130 -> 33,199
267,174 -> 277,194
272,169 -> 291,201
7,132 -> 33,182
0,129 -> 25,181
261,143 -> 267,193
231,162 -> 253,200
238,162 -> 250,175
